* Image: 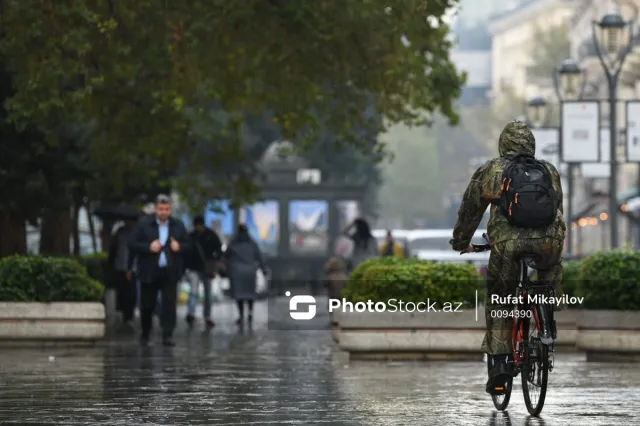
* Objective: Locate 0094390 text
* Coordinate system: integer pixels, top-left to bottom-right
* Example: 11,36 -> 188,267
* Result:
490,309 -> 532,319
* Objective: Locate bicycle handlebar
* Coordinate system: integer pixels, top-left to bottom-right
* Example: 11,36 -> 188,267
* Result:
460,233 -> 491,255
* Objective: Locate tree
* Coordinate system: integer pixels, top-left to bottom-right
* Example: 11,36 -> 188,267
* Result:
0,1 -> 463,255
527,22 -> 571,80
0,0 -> 464,202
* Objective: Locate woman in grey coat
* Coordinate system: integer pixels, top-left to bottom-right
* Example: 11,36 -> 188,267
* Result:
223,224 -> 266,325
344,218 -> 379,274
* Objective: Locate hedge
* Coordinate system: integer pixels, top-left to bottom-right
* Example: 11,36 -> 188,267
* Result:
348,256 -> 431,285
77,252 -> 109,285
0,255 -> 103,302
530,259 -> 582,309
342,259 -> 482,307
577,249 -> 640,310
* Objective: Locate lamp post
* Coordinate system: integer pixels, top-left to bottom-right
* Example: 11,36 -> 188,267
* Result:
592,11 -> 635,248
554,58 -> 586,255
525,96 -> 549,128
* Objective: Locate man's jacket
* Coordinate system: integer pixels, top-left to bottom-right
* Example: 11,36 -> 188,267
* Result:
127,215 -> 190,283
186,228 -> 223,271
451,121 -> 566,251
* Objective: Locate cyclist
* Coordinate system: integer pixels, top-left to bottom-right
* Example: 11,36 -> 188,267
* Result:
449,120 -> 565,394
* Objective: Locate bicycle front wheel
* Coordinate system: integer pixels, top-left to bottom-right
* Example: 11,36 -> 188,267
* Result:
521,317 -> 549,416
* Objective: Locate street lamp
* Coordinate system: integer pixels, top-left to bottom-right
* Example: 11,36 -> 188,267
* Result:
515,115 -> 533,128
554,58 -> 585,255
525,96 -> 549,128
554,58 -> 586,100
592,11 -> 635,248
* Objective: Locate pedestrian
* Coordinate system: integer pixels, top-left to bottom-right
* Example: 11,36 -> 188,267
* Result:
343,218 -> 378,274
107,218 -> 137,329
379,230 -> 404,258
185,214 -> 223,330
128,194 -> 190,347
223,224 -> 266,326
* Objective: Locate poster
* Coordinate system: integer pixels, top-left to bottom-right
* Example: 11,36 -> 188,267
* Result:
204,200 -> 234,246
627,101 -> 640,162
532,128 -> 560,168
239,201 -> 279,256
288,200 -> 328,254
561,101 -> 599,162
581,129 -> 610,178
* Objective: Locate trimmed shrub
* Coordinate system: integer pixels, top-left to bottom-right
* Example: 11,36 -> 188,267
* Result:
342,261 -> 483,308
577,249 -> 640,310
0,255 -> 103,302
77,252 -> 109,285
531,259 -> 582,309
348,256 -> 430,286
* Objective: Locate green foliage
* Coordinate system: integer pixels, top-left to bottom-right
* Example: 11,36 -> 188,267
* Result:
0,0 -> 464,204
0,255 -> 103,302
578,249 -> 640,310
76,252 -> 109,285
342,259 -> 482,307
346,256 -> 428,289
530,259 -> 583,309
559,260 -> 581,300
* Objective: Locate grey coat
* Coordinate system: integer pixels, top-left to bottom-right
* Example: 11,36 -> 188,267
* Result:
224,235 -> 265,301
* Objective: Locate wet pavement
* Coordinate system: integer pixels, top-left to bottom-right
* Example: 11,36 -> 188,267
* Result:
0,297 -> 639,425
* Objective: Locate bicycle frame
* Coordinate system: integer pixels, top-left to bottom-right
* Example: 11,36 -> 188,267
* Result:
511,260 -> 552,373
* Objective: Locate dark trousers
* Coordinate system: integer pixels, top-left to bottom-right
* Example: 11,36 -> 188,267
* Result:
114,271 -> 136,322
236,299 -> 254,317
140,268 -> 177,339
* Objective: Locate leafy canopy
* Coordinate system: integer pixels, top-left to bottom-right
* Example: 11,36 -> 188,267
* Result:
0,0 -> 464,201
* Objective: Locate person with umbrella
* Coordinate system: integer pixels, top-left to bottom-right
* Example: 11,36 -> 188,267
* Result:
107,217 -> 138,329
95,203 -> 143,330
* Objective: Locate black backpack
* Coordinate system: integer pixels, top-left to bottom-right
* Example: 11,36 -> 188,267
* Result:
499,154 -> 559,228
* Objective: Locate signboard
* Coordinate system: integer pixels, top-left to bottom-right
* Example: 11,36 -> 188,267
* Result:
296,168 -> 321,184
532,128 -> 560,166
627,101 -> 640,161
581,128 -> 610,178
561,101 -> 600,162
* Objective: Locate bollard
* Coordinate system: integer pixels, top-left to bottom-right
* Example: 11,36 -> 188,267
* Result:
104,287 -> 118,328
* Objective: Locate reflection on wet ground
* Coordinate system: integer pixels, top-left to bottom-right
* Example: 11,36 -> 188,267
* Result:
0,298 -> 638,425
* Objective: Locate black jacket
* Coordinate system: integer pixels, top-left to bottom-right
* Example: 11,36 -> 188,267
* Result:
127,215 -> 190,283
186,228 -> 223,271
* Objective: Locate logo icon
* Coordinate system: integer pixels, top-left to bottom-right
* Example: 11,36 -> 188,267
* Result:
286,291 -> 316,320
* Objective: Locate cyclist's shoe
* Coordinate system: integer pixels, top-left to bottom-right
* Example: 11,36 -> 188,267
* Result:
486,361 -> 511,395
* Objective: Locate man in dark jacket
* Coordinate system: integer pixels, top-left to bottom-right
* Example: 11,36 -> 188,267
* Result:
128,194 -> 190,347
185,215 -> 223,330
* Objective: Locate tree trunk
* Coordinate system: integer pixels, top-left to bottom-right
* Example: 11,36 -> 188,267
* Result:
40,204 -> 72,256
86,204 -> 98,253
0,211 -> 26,257
72,202 -> 80,255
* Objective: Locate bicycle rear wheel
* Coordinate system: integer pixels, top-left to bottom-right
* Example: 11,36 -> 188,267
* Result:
521,316 -> 549,416
488,356 -> 512,410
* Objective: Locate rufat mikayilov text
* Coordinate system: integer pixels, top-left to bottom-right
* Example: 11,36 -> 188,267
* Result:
328,298 -> 465,313
491,294 -> 583,307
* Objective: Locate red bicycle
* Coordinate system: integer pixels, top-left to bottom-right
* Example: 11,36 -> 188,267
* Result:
465,233 -> 555,417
